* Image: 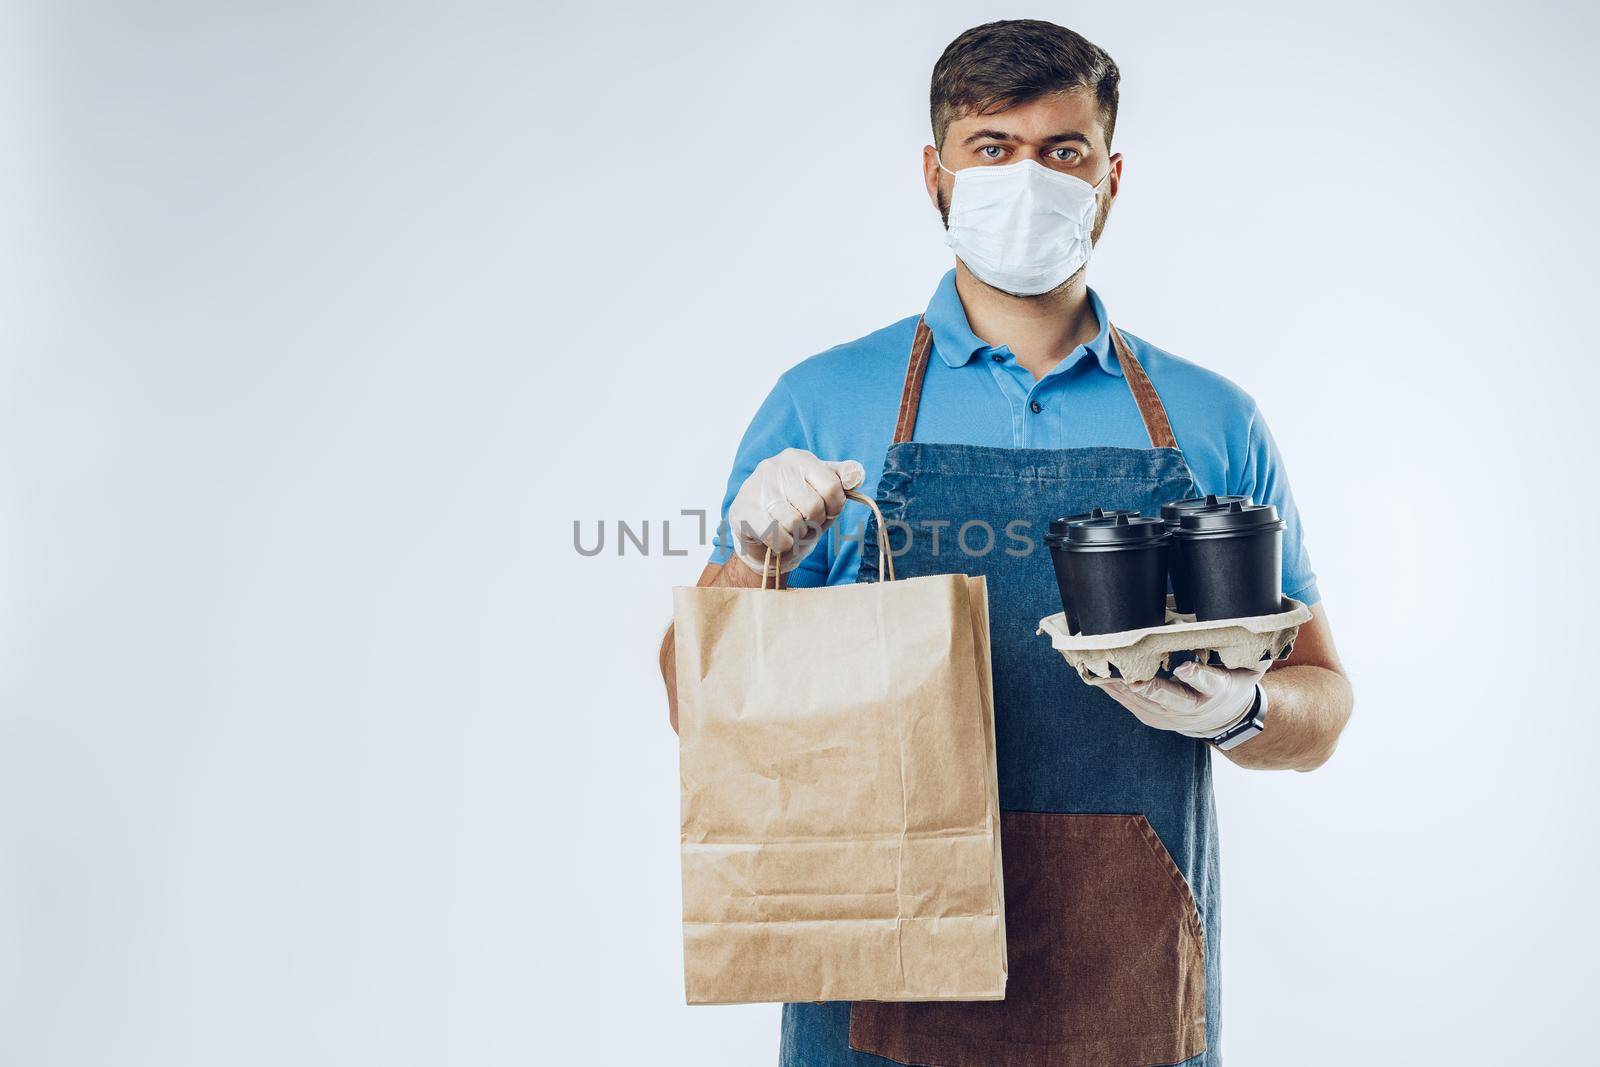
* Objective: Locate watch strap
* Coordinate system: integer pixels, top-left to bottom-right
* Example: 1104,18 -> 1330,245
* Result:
1210,682 -> 1268,750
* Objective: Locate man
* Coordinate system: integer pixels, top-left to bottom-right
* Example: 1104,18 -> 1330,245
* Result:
661,19 -> 1353,1067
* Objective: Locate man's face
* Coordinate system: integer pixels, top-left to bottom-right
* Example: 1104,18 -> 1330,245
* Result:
924,88 -> 1123,277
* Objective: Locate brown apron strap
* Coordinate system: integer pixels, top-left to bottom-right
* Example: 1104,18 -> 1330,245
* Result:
891,318 -> 935,445
1107,324 -> 1178,449
890,316 -> 1179,450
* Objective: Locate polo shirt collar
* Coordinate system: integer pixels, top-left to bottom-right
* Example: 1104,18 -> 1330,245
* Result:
921,269 -> 1123,377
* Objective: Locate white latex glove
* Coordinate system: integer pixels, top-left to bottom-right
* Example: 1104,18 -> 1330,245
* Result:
727,449 -> 865,576
1088,659 -> 1269,738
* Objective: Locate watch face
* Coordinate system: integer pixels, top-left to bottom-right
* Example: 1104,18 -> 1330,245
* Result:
1214,710 -> 1265,749
1209,684 -> 1273,751
1214,721 -> 1261,750
1212,688 -> 1266,749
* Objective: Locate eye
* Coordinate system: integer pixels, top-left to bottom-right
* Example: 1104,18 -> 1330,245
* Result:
1049,146 -> 1082,164
979,145 -> 1006,161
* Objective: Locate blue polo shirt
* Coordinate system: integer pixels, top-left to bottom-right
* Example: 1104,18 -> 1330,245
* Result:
708,270 -> 1320,607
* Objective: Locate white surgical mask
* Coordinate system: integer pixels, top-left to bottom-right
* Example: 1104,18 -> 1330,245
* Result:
938,154 -> 1111,296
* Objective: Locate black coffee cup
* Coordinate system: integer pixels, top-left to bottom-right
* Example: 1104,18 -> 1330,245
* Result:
1174,501 -> 1286,621
1044,509 -> 1139,630
1047,514 -> 1170,636
1053,507 -> 1139,529
1160,494 -> 1250,613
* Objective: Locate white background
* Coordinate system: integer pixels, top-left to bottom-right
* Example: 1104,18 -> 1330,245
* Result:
4,1 -> 1597,1064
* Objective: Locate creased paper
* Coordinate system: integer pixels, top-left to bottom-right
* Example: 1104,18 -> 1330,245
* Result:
674,573 -> 1006,1005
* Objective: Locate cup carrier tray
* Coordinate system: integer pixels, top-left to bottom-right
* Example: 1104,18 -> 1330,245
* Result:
1038,597 -> 1311,684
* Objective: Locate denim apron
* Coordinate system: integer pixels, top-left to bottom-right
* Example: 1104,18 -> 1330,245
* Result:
779,319 -> 1218,1067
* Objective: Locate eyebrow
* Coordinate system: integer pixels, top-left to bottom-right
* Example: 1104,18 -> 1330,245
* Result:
960,128 -> 1018,145
1041,130 -> 1093,146
960,128 -> 1094,147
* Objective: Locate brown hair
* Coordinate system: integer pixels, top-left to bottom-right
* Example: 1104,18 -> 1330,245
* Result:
930,20 -> 1120,150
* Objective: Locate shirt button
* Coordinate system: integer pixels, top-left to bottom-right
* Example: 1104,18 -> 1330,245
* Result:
1030,400 -> 1043,414
990,352 -> 1004,363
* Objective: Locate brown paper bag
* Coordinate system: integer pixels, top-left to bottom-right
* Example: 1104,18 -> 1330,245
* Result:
673,493 -> 1006,1005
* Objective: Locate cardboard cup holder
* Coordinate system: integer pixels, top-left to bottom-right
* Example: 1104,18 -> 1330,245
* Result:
1037,596 -> 1311,684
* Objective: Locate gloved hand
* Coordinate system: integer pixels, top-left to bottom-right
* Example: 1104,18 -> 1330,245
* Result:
1087,658 -> 1268,738
727,449 -> 865,576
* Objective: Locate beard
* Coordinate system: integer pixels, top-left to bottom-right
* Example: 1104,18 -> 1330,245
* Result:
939,182 -> 1112,297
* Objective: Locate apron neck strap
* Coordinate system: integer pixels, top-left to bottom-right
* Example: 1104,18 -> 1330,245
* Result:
892,317 -> 1178,450
891,319 -> 936,445
1107,323 -> 1177,449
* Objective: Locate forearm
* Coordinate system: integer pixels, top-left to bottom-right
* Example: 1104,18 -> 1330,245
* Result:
1221,663 -> 1353,771
662,557 -> 766,733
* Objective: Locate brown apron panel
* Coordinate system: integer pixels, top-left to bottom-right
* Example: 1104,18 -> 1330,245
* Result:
893,318 -> 1179,450
849,812 -> 1206,1067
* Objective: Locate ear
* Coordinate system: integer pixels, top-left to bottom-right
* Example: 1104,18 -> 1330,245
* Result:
1106,152 -> 1124,202
922,144 -> 944,211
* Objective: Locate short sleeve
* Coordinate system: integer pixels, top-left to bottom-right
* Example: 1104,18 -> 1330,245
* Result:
1231,404 -> 1321,607
707,376 -> 831,588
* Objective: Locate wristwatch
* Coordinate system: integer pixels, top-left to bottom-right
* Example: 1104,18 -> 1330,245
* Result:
1207,683 -> 1268,750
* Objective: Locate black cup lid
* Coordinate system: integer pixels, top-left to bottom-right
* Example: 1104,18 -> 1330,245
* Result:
1047,507 -> 1140,539
1160,493 -> 1250,524
1064,513 -> 1169,546
1177,500 -> 1283,534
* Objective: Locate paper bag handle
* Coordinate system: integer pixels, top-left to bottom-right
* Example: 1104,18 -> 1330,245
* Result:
761,489 -> 896,589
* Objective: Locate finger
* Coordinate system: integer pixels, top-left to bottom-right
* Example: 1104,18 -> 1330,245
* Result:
1088,676 -> 1149,696
1127,676 -> 1175,700
756,498 -> 807,554
775,506 -> 816,548
782,472 -> 830,526
830,459 -> 865,492
1091,679 -> 1174,727
1135,675 -> 1202,717
1113,691 -> 1178,731
794,454 -> 844,513
734,515 -> 793,558
804,464 -> 848,520
1125,703 -> 1175,732
1173,660 -> 1232,699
